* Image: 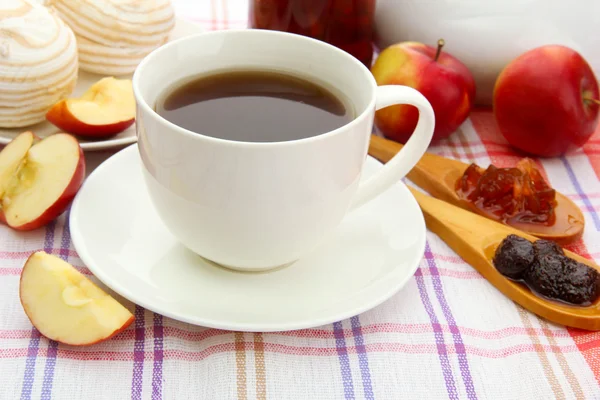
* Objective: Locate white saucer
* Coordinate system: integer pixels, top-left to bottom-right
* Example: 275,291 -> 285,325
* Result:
70,145 -> 426,331
0,18 -> 203,152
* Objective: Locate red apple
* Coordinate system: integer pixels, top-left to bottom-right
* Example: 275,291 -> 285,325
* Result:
371,39 -> 476,143
493,45 -> 599,157
46,77 -> 135,138
0,131 -> 85,231
20,251 -> 134,346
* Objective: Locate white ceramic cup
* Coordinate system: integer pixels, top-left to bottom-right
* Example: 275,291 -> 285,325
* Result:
133,29 -> 434,271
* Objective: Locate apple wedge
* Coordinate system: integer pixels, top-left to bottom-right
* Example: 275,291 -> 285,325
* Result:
46,77 -> 135,138
0,132 -> 85,231
20,251 -> 134,345
0,131 -> 36,225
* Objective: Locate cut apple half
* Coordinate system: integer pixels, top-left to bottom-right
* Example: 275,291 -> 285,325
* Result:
0,132 -> 85,231
20,251 -> 134,346
46,77 -> 136,138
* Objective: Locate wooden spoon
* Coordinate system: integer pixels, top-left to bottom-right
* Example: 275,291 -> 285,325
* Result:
369,135 -> 584,245
408,186 -> 600,330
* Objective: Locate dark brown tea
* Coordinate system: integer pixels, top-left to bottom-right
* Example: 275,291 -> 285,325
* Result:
156,70 -> 353,142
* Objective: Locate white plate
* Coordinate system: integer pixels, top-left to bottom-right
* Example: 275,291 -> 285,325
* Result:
70,145 -> 426,331
0,18 -> 203,152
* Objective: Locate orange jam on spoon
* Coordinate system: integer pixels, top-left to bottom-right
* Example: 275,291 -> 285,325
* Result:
456,158 -> 557,225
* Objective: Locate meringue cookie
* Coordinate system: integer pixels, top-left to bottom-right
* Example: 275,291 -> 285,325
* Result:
0,0 -> 78,128
53,0 -> 175,75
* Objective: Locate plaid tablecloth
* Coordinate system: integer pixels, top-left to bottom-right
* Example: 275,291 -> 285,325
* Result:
2,1 -> 600,399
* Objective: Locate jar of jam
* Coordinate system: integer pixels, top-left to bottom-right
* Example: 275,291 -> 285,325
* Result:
249,0 -> 376,67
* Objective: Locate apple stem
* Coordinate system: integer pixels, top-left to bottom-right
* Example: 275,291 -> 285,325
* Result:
434,39 -> 445,62
583,96 -> 600,106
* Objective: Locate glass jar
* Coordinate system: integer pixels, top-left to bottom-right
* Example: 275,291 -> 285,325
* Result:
249,0 -> 376,67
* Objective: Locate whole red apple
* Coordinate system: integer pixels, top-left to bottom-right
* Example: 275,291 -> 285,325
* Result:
494,45 -> 599,157
371,39 -> 476,143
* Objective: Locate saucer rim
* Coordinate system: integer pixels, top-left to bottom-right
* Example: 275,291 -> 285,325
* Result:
70,144 -> 426,332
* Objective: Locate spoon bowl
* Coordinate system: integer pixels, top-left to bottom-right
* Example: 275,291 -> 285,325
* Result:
368,135 -> 584,245
408,186 -> 600,330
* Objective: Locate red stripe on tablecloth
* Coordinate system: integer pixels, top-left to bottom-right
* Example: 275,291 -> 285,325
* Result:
221,0 -> 229,29
0,341 -> 587,361
0,266 -> 87,275
0,264 -> 479,278
435,147 -> 600,159
470,109 -> 600,385
0,323 -> 574,342
438,139 -> 600,149
569,330 -> 600,351
583,123 -> 600,180
2,248 -> 600,270
0,249 -> 79,259
210,0 -> 218,30
569,193 -> 600,200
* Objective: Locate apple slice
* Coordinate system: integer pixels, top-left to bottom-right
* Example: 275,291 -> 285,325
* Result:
46,77 -> 135,138
0,132 -> 85,231
0,131 -> 37,226
20,251 -> 134,345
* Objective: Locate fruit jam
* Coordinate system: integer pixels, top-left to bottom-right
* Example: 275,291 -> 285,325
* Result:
456,158 -> 557,225
248,0 -> 376,67
493,234 -> 600,306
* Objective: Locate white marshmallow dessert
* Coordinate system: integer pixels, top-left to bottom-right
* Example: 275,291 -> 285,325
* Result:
0,0 -> 78,128
53,0 -> 175,76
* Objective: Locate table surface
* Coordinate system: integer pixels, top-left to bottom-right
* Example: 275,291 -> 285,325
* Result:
2,1 -> 600,399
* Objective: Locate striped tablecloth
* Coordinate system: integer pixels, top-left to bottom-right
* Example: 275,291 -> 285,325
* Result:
2,1 -> 600,399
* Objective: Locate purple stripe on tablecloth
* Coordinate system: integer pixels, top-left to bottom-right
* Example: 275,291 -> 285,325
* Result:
414,268 -> 458,400
41,212 -> 72,400
20,222 -> 56,400
152,313 -> 164,400
424,241 -> 477,400
350,316 -> 374,400
561,157 -> 600,230
40,342 -> 58,400
131,306 -> 146,400
20,329 -> 41,400
333,321 -> 355,400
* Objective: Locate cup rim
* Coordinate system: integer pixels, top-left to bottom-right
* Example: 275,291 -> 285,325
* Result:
132,29 -> 377,148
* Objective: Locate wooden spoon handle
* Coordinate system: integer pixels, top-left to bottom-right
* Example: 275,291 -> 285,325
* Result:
407,185 -> 510,259
369,135 -> 403,164
370,135 -> 468,204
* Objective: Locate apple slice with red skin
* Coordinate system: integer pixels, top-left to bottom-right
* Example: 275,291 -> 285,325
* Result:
46,77 -> 135,139
0,132 -> 85,231
20,251 -> 134,346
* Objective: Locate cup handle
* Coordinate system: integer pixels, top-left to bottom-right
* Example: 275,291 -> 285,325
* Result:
349,85 -> 435,211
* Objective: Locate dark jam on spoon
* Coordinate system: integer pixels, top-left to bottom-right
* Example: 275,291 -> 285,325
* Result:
456,158 -> 557,225
493,234 -> 600,306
